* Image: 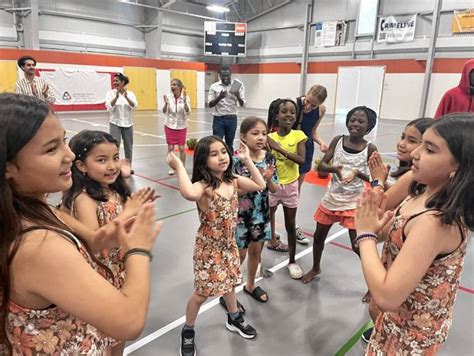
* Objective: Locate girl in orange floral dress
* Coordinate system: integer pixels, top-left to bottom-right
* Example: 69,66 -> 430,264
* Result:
355,113 -> 474,355
0,94 -> 161,355
167,135 -> 266,356
61,130 -> 156,355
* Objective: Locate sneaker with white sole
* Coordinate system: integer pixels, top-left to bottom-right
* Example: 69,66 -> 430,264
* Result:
180,329 -> 196,356
287,263 -> 303,279
296,226 -> 310,245
361,327 -> 373,343
226,313 -> 257,339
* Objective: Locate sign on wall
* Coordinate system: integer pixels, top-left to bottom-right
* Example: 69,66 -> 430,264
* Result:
41,69 -> 110,105
452,9 -> 474,33
204,22 -> 246,57
314,21 -> 347,47
377,14 -> 417,43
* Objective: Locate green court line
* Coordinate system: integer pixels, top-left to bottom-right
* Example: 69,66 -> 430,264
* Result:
157,207 -> 196,221
334,320 -> 373,356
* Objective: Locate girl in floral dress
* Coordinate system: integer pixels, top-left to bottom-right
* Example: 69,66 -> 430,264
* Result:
167,135 -> 266,356
61,130 -> 156,355
0,94 -> 161,355
355,113 -> 474,354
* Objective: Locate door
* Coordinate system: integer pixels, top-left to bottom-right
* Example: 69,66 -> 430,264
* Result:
123,67 -> 157,110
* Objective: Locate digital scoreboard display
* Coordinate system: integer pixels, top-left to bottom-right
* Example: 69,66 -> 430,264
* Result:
204,22 -> 246,57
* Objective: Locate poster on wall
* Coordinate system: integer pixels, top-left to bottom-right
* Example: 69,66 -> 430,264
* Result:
314,21 -> 346,47
377,14 -> 417,43
452,9 -> 474,33
40,69 -> 111,106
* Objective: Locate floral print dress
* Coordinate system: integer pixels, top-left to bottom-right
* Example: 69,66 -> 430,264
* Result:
193,181 -> 242,297
5,228 -> 117,355
367,204 -> 468,355
96,191 -> 125,289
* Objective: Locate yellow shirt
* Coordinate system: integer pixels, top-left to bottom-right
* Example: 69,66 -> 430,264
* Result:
269,130 -> 307,184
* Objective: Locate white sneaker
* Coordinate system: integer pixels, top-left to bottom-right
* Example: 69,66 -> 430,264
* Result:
168,169 -> 175,176
295,226 -> 310,245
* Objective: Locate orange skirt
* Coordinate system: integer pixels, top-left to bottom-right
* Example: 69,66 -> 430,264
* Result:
314,204 -> 355,229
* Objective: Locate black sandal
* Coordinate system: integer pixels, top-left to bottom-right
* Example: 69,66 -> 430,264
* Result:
219,296 -> 246,315
244,286 -> 268,303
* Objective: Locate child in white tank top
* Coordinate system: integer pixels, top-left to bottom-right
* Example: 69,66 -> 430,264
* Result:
301,106 -> 378,284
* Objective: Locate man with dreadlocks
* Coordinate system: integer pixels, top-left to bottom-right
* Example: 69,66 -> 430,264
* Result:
301,106 -> 378,284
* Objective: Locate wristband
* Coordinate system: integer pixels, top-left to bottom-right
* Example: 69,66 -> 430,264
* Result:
355,232 -> 378,249
123,248 -> 153,262
370,179 -> 385,189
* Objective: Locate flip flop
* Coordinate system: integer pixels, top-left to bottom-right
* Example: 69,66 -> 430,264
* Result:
243,286 -> 268,303
219,296 -> 245,315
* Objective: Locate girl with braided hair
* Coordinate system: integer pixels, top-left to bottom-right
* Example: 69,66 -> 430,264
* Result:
302,106 -> 378,283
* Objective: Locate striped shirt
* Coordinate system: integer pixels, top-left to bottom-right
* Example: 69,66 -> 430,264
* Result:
14,77 -> 55,104
208,79 -> 246,116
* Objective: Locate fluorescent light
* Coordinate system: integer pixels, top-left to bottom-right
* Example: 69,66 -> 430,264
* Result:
207,5 -> 230,13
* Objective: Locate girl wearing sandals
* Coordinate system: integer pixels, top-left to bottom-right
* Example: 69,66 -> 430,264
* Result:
167,136 -> 266,356
266,99 -> 307,279
232,117 -> 278,305
301,106 -> 378,284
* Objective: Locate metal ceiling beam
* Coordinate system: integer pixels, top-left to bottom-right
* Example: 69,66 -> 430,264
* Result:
117,0 -> 227,22
246,0 -> 293,22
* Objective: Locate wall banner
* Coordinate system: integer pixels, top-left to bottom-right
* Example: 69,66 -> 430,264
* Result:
377,14 -> 416,43
41,69 -> 111,105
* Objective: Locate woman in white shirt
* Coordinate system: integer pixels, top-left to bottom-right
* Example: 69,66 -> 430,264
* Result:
105,73 -> 138,176
163,79 -> 191,175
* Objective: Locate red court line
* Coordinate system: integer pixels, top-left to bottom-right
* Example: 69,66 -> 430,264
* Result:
302,230 -> 473,295
133,172 -> 179,191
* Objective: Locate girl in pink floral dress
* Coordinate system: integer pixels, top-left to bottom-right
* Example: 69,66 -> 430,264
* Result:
355,114 -> 474,354
167,135 -> 266,356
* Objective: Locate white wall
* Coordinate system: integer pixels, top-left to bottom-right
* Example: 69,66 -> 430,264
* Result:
426,73 -> 462,117
156,69 -> 171,110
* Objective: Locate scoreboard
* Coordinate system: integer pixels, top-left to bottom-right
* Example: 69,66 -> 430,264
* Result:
204,22 -> 246,57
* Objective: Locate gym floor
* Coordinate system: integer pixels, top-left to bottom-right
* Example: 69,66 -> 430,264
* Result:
57,108 -> 473,356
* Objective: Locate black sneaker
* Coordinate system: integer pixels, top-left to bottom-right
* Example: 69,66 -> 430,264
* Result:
226,313 -> 257,339
180,329 -> 196,356
361,327 -> 373,343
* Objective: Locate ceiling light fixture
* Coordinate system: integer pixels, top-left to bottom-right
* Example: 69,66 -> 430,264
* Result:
206,5 -> 230,13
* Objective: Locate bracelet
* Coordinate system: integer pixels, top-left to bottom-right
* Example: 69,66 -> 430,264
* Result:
123,248 -> 153,262
355,232 -> 378,249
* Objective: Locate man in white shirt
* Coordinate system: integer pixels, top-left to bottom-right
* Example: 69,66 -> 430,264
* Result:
105,73 -> 138,174
15,56 -> 55,104
208,66 -> 245,152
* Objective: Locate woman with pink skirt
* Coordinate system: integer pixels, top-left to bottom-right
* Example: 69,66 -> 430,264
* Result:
163,78 -> 191,175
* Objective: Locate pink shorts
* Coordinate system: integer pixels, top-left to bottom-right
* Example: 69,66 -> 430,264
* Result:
164,126 -> 187,146
314,205 -> 356,229
269,180 -> 299,208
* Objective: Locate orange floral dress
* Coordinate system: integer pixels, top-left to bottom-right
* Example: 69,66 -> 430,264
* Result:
194,181 -> 242,297
4,228 -> 117,355
71,190 -> 125,289
96,191 -> 125,289
366,207 -> 468,355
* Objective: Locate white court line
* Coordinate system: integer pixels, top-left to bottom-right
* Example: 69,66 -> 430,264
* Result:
124,228 -> 348,355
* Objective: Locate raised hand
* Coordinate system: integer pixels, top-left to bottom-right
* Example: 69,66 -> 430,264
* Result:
237,141 -> 251,161
163,94 -> 169,104
42,84 -> 49,96
355,189 -> 394,234
342,169 -> 357,184
114,203 -> 162,253
31,82 -> 37,95
166,151 -> 182,170
320,142 -> 329,153
182,88 -> 187,98
217,90 -> 227,100
369,151 -> 389,183
124,187 -> 159,216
